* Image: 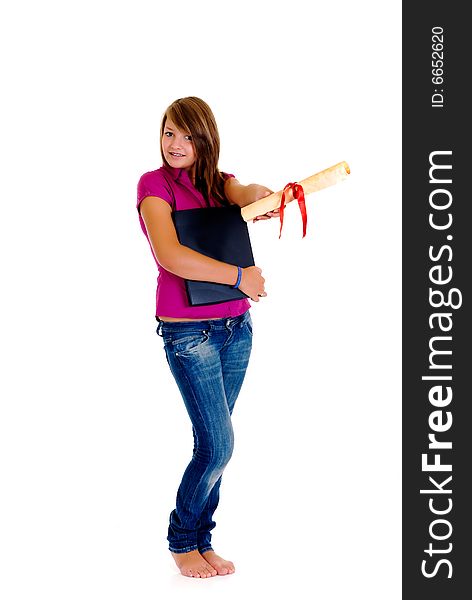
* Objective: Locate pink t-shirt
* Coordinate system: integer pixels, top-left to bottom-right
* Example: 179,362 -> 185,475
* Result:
137,164 -> 251,319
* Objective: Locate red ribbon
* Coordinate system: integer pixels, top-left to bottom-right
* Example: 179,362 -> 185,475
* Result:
278,182 -> 307,239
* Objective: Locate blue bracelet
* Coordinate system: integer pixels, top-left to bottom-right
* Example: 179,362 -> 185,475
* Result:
232,266 -> 242,289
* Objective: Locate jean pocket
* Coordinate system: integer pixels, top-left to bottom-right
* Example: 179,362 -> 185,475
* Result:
170,330 -> 210,357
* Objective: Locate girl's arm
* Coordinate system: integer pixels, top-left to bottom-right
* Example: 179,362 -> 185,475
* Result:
224,177 -> 273,207
139,196 -> 266,301
224,177 -> 282,220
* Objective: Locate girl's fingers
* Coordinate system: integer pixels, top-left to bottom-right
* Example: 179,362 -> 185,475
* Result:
252,208 -> 281,222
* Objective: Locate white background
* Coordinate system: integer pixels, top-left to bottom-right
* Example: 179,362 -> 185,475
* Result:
0,1 -> 401,598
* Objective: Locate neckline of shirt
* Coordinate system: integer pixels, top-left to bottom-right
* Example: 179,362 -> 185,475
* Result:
161,163 -> 207,205
161,163 -> 191,183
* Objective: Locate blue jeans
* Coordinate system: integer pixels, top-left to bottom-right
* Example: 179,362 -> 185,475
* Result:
156,310 -> 253,554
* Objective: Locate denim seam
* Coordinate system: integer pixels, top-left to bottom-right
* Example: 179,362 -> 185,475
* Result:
220,327 -> 234,352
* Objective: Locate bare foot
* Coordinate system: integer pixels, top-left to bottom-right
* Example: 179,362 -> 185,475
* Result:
171,549 -> 218,578
200,550 -> 235,575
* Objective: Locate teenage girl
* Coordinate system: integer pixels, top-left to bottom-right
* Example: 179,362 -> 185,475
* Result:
136,97 -> 279,578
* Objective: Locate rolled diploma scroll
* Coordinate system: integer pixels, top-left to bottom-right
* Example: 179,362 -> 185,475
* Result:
240,161 -> 350,222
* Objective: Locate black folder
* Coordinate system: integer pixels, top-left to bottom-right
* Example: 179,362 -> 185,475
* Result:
172,205 -> 255,306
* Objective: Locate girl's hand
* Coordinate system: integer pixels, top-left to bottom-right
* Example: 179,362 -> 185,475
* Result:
224,179 -> 276,213
244,183 -> 274,204
246,185 -> 281,222
239,266 -> 267,302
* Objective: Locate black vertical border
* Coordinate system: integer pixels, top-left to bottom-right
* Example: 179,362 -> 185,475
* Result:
403,2 -> 471,598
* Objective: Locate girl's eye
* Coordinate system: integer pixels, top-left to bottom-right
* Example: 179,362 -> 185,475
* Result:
185,135 -> 192,141
164,131 -> 173,137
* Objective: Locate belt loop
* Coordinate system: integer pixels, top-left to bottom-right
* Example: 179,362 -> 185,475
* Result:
156,318 -> 164,337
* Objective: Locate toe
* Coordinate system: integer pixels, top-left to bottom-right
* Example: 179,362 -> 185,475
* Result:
222,562 -> 235,575
206,565 -> 217,576
197,566 -> 207,577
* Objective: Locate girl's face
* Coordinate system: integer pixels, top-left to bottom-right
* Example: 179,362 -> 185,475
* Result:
162,117 -> 196,174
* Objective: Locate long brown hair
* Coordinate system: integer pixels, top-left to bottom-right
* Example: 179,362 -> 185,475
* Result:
160,97 -> 229,206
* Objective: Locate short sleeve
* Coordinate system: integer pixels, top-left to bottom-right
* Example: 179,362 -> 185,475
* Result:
221,171 -> 235,181
137,170 -> 174,213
